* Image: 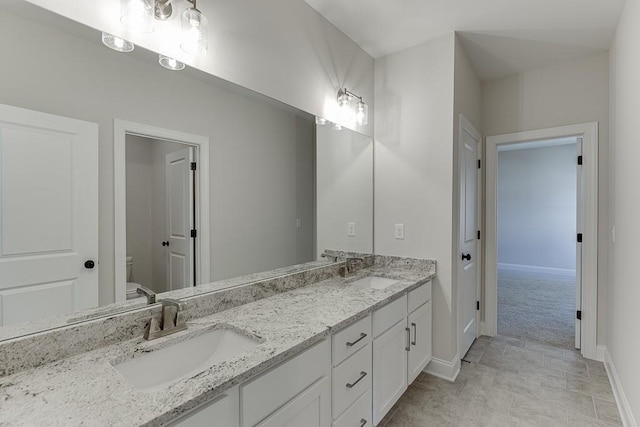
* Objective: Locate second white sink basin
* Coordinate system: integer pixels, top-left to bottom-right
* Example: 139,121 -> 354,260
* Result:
350,276 -> 400,290
114,328 -> 259,391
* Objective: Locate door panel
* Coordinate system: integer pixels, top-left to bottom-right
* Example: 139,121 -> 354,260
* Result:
0,104 -> 98,326
407,301 -> 432,384
166,147 -> 193,290
373,320 -> 407,425
459,125 -> 480,358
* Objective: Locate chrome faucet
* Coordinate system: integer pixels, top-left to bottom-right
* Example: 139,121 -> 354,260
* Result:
136,286 -> 156,304
340,257 -> 366,277
144,299 -> 188,340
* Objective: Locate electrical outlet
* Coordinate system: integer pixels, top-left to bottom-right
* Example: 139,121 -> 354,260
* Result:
347,222 -> 356,237
394,224 -> 405,240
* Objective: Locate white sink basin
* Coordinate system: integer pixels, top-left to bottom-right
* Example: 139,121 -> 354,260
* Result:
114,328 -> 259,391
350,276 -> 400,290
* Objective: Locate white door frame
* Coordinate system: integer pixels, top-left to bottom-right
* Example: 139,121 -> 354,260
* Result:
485,122 -> 598,360
457,114 -> 482,359
114,119 -> 211,302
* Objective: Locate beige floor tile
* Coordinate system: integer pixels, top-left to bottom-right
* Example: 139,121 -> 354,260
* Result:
510,394 -> 568,427
525,341 -> 566,358
568,412 -> 621,427
544,354 -> 590,378
566,372 -> 615,402
594,397 -> 623,425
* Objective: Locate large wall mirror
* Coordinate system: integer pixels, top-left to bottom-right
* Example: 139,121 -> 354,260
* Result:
0,2 -> 373,340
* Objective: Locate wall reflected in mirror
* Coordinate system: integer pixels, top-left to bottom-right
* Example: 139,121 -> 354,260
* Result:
0,1 -> 372,339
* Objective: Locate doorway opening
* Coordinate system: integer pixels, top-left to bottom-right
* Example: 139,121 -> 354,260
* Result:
496,137 -> 580,349
114,119 -> 211,303
485,122 -> 599,360
125,135 -> 198,298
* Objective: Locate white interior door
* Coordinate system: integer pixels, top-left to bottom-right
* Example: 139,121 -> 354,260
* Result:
575,137 -> 584,349
459,119 -> 480,358
0,104 -> 98,326
165,147 -> 194,290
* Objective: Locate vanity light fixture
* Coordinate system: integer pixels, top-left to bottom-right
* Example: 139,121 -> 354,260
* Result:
159,55 -> 186,70
315,117 -> 327,125
181,0 -> 208,54
336,88 -> 369,126
102,32 -> 135,52
121,0 -> 155,32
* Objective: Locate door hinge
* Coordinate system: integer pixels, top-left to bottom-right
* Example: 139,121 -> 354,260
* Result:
477,159 -> 481,169
577,310 -> 582,320
577,155 -> 583,165
577,233 -> 583,243
190,162 -> 197,171
190,229 -> 197,238
476,301 -> 480,311
477,230 -> 481,240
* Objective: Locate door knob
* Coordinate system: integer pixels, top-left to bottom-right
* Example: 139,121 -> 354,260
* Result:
84,260 -> 95,269
162,241 -> 170,247
461,253 -> 471,261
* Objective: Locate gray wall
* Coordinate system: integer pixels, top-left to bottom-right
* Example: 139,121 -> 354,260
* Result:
497,144 -> 577,272
0,11 -> 315,304
609,0 -> 640,421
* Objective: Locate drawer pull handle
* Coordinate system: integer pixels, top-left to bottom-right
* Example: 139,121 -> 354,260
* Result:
360,419 -> 367,426
405,327 -> 411,351
346,332 -> 367,347
411,322 -> 417,346
346,371 -> 367,389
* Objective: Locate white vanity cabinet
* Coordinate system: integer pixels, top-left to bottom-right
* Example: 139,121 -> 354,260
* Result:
168,386 -> 239,427
240,339 -> 331,427
331,315 -> 373,427
372,281 -> 432,425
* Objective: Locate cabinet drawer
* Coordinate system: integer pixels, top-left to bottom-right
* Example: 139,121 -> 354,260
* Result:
332,389 -> 372,427
373,295 -> 407,337
241,339 -> 330,427
332,343 -> 372,418
332,315 -> 371,366
408,281 -> 431,314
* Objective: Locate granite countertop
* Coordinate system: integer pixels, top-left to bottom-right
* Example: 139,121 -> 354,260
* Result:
0,264 -> 435,427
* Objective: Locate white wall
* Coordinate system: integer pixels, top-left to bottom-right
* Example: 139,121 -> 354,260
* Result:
23,0 -> 374,136
0,11 -> 319,304
482,52 -> 609,345
497,144 -> 577,271
608,0 -> 640,423
375,34 -> 458,362
125,135 -> 154,289
316,126 -> 373,256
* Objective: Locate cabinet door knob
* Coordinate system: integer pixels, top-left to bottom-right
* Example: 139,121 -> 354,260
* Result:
411,322 -> 417,346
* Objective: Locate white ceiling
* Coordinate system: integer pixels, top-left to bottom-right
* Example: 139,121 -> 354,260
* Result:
303,0 -> 625,80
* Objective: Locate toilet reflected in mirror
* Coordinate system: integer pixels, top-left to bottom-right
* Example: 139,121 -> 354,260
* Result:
125,135 -> 198,295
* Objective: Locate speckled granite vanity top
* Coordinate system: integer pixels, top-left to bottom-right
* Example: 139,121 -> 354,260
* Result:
0,261 -> 435,426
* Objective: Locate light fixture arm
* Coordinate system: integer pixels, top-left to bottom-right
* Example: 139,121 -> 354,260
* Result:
337,88 -> 364,104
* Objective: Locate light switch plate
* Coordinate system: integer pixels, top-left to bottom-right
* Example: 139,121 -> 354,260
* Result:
347,222 -> 356,237
394,224 -> 404,239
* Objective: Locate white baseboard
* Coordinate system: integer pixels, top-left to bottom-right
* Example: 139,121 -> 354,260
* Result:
424,354 -> 460,382
497,263 -> 576,277
604,347 -> 638,427
595,345 -> 606,362
480,321 -> 487,336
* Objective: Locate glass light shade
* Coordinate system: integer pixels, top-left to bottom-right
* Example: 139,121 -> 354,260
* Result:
356,101 -> 369,126
159,55 -> 186,71
332,123 -> 343,131
315,117 -> 327,125
337,89 -> 350,107
181,7 -> 208,54
101,32 -> 135,53
120,0 -> 154,32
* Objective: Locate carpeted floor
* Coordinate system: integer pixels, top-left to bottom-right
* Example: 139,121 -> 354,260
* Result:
498,268 -> 576,349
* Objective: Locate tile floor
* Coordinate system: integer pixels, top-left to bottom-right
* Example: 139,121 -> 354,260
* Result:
379,335 -> 622,427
